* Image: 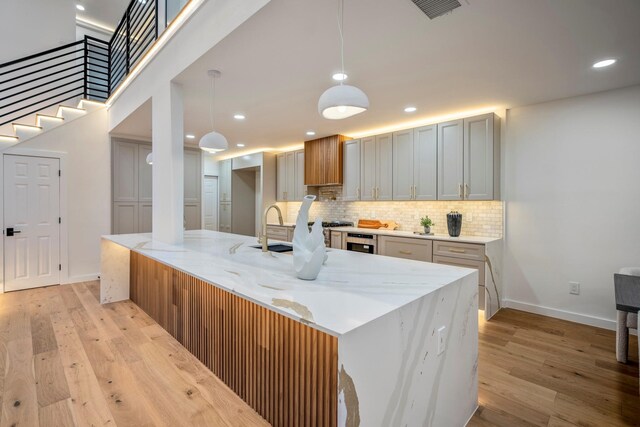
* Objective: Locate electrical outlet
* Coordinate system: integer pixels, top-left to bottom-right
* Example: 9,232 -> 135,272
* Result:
569,281 -> 580,295
437,326 -> 446,355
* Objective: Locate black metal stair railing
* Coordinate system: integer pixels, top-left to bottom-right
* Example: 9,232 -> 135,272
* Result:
0,0 -> 160,128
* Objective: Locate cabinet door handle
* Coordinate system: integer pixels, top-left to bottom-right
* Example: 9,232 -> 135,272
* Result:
357,187 -> 360,199
449,248 -> 466,253
458,184 -> 463,199
409,185 -> 413,200
464,183 -> 469,199
399,250 -> 413,255
371,187 -> 375,199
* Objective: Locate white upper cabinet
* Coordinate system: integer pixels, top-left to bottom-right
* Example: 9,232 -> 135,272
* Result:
276,153 -> 287,201
113,141 -> 138,202
277,149 -> 305,202
360,136 -> 376,201
294,150 -> 306,200
184,150 -> 201,204
413,124 -> 437,200
375,133 -> 393,201
464,113 -> 499,200
343,139 -> 361,201
392,129 -> 413,201
219,159 -> 232,202
138,144 -> 152,202
286,151 -> 296,201
437,119 -> 464,200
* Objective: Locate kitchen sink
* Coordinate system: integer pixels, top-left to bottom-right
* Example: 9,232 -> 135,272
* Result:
250,244 -> 293,253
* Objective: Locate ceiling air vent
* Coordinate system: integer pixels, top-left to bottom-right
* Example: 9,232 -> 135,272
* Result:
410,0 -> 461,19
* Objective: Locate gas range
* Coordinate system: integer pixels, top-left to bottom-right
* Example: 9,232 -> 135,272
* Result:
308,221 -> 353,245
308,221 -> 354,228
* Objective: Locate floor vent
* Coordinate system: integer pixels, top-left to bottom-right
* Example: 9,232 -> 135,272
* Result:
411,0 -> 461,19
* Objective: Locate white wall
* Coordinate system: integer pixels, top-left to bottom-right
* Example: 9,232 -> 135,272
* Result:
0,0 -> 76,63
503,85 -> 640,329
3,109 -> 111,284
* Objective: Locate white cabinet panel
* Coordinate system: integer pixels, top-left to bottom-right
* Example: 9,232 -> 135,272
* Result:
413,125 -> 437,200
113,141 -> 138,202
294,150 -> 306,201
360,136 -> 376,201
464,113 -> 496,200
113,202 -> 138,234
437,119 -> 464,200
286,151 -> 296,201
219,159 -> 232,202
343,139 -> 361,201
219,202 -> 232,233
138,202 -> 152,233
375,133 -> 393,201
276,153 -> 287,201
392,130 -> 413,200
184,203 -> 200,230
138,145 -> 152,202
184,150 -> 201,203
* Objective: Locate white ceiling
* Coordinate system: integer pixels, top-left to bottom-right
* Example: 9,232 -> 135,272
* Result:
76,0 -> 130,31
111,0 -> 640,156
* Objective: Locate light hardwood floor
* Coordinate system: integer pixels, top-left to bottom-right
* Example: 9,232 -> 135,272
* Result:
0,281 -> 638,426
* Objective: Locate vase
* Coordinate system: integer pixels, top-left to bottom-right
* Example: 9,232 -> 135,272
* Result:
423,226 -> 431,234
446,211 -> 462,237
292,195 -> 327,280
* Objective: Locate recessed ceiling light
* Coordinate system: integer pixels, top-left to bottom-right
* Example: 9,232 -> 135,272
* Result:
404,106 -> 417,113
306,131 -> 316,136
233,114 -> 245,120
593,59 -> 616,68
185,134 -> 195,139
76,4 -> 85,11
332,73 -> 348,81
236,143 -> 245,147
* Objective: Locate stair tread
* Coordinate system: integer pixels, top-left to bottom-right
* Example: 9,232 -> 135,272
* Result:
12,123 -> 43,129
0,134 -> 19,139
58,105 -> 87,111
36,113 -> 65,120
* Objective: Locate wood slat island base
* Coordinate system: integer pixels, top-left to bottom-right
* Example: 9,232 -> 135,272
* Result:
130,251 -> 338,427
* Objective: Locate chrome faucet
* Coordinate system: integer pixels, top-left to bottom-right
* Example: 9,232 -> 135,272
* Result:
259,204 -> 284,252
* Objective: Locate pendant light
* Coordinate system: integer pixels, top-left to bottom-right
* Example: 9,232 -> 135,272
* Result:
199,70 -> 228,153
145,152 -> 153,165
318,0 -> 369,120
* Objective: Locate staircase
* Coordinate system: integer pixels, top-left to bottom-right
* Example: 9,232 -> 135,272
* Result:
0,98 -> 106,150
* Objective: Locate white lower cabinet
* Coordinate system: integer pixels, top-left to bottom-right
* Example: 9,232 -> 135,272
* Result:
378,235 -> 432,261
219,202 -> 232,232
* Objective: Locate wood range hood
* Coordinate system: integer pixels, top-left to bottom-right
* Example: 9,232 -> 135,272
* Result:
304,134 -> 350,186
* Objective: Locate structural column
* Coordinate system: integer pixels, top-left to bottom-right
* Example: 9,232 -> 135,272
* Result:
151,81 -> 184,244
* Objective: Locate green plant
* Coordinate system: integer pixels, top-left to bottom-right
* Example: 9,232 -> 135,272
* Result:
420,216 -> 434,228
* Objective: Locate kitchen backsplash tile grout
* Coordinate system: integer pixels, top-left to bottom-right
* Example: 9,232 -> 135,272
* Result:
278,187 -> 503,238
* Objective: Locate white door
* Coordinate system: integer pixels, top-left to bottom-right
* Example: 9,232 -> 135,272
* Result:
203,176 -> 218,231
4,155 -> 60,291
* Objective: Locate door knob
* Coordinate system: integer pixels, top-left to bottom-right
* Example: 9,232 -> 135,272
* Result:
6,227 -> 21,237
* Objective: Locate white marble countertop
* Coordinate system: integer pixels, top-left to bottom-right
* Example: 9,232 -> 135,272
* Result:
103,230 -> 477,336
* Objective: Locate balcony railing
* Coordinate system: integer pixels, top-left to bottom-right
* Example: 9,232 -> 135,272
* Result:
0,0 -> 162,126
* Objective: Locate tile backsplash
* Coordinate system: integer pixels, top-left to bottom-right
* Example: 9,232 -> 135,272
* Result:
282,187 -> 503,238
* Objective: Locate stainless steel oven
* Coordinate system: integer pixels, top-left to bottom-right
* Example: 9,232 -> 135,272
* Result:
345,232 -> 377,254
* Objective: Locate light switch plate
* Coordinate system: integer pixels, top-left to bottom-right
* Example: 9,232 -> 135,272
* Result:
569,281 -> 580,295
437,326 -> 446,355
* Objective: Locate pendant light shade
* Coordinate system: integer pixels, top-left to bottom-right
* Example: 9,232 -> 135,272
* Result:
199,69 -> 227,154
199,131 -> 228,153
318,84 -> 369,120
318,0 -> 369,120
145,152 -> 153,165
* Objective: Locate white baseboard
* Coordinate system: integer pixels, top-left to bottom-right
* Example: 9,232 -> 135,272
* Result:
503,298 -> 626,332
62,273 -> 100,285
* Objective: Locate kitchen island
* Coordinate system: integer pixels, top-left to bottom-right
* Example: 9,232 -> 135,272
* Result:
101,230 -> 479,427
